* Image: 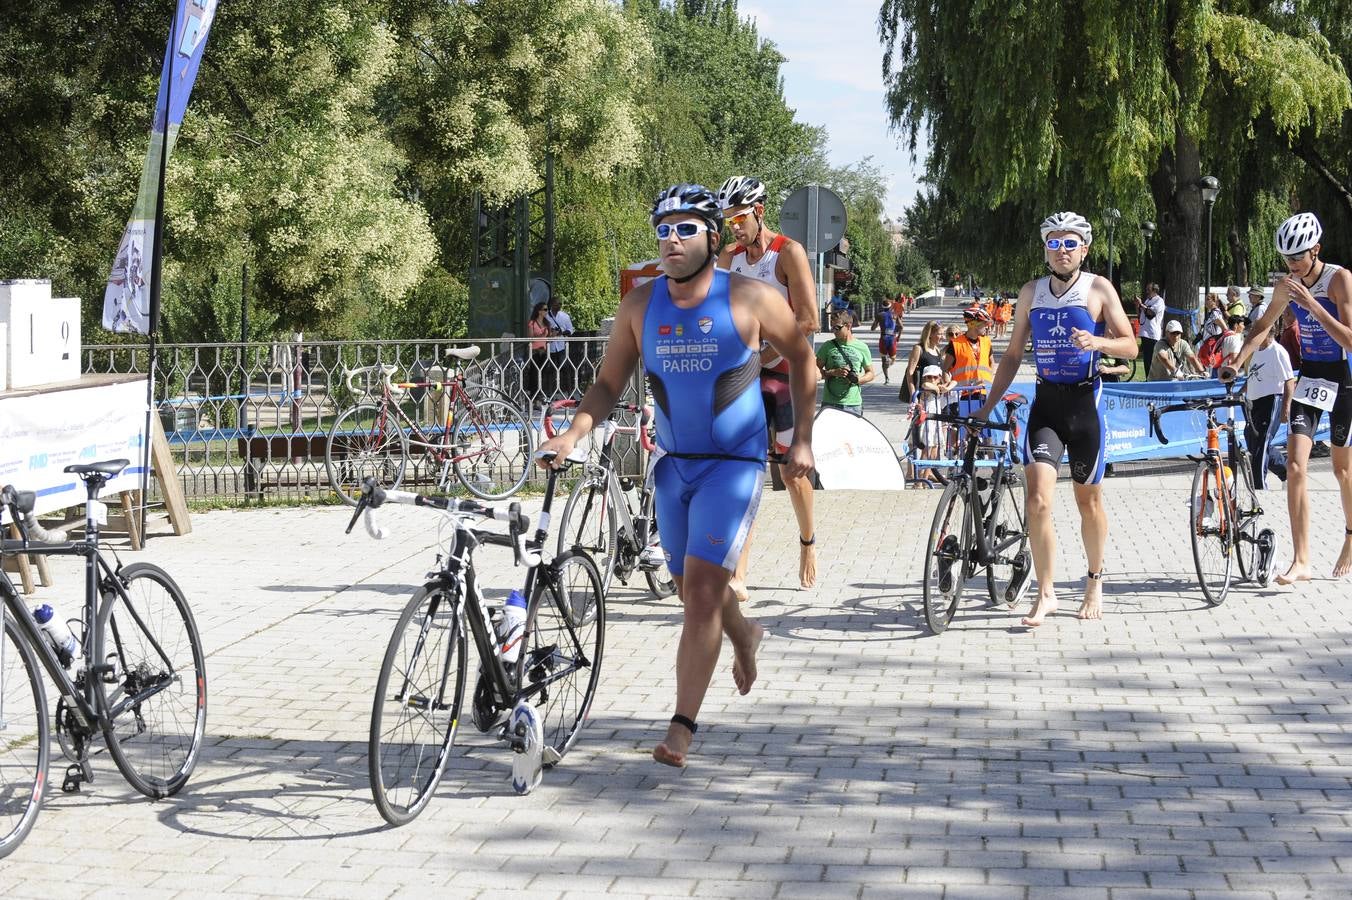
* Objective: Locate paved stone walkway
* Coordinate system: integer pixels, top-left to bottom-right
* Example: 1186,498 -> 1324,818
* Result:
7,465 -> 1352,898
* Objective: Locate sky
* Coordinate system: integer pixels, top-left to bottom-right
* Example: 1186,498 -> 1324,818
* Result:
741,0 -> 925,222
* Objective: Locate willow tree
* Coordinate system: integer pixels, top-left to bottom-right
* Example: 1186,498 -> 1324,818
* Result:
880,1 -> 1350,305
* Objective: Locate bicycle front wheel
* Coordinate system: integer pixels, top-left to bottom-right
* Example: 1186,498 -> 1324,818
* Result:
327,404 -> 409,506
98,563 -> 207,799
922,480 -> 971,634
452,398 -> 532,500
1189,462 -> 1233,606
525,551 -> 605,766
1232,456 -> 1261,584
369,583 -> 466,827
0,615 -> 48,859
556,469 -> 619,595
986,472 -> 1032,609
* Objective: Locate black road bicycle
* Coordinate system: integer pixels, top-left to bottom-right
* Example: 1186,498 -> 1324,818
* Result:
920,404 -> 1033,634
0,460 -> 208,859
347,450 -> 603,826
1149,385 -> 1276,604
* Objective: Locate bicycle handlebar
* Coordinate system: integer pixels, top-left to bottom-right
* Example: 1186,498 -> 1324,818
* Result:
1147,388 -> 1248,446
542,399 -> 656,451
0,485 -> 70,548
921,413 -> 1015,432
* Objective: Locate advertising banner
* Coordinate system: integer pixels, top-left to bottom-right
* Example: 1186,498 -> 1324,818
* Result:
0,381 -> 147,522
813,406 -> 907,490
102,0 -> 219,334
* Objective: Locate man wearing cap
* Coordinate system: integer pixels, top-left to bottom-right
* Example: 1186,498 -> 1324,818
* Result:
1248,284 -> 1271,323
977,211 -> 1137,626
943,305 -> 995,414
1149,320 -> 1205,380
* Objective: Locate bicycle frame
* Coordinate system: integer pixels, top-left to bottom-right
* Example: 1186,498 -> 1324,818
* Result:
928,410 -> 1020,568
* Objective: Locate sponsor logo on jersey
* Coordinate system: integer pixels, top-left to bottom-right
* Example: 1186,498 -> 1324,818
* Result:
698,316 -> 713,334
675,324 -> 684,336
659,325 -> 672,336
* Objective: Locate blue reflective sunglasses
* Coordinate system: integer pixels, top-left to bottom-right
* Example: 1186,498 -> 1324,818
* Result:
655,221 -> 710,241
1045,237 -> 1082,250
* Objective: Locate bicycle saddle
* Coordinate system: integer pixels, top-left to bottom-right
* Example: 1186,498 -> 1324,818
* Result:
444,345 -> 482,361
65,459 -> 129,478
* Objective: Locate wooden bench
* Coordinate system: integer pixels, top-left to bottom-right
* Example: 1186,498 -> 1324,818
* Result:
236,433 -> 330,498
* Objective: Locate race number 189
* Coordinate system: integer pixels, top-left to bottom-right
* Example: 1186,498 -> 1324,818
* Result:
1295,376 -> 1339,413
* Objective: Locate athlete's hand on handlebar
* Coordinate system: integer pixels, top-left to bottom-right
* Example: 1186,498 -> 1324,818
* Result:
1217,365 -> 1238,384
535,432 -> 578,469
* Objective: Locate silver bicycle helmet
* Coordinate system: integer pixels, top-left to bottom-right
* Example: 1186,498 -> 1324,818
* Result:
650,183 -> 723,230
716,175 -> 768,210
1039,211 -> 1093,246
1275,212 -> 1322,255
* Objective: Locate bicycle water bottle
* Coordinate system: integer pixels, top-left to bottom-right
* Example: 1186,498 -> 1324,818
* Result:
497,590 -> 529,664
32,604 -> 79,668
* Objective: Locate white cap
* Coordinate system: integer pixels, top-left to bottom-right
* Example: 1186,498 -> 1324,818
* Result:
1165,320 -> 1183,333
921,365 -> 943,379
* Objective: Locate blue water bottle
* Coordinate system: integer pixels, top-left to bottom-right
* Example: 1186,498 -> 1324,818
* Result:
497,590 -> 528,664
32,604 -> 79,668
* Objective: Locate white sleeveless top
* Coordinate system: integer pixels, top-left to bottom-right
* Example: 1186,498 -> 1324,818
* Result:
729,234 -> 793,371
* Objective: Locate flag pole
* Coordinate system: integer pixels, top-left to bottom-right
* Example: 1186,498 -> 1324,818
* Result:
141,4 -> 178,538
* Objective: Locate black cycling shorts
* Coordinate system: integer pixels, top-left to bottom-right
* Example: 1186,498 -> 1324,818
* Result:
1288,359 -> 1352,448
1023,380 -> 1106,485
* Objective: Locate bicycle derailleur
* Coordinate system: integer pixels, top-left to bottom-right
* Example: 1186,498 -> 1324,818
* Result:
54,694 -> 95,793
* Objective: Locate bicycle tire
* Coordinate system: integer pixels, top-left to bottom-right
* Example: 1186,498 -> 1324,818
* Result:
985,472 -> 1032,609
452,398 -> 533,500
639,489 -> 677,599
98,563 -> 207,799
327,404 -> 409,507
0,615 -> 48,860
556,469 -> 619,596
369,583 -> 466,826
525,551 -> 605,766
922,480 -> 971,635
1189,462 -> 1232,606
1233,455 -> 1261,584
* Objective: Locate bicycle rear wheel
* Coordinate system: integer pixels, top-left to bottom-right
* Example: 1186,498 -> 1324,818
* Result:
0,615 -> 48,859
524,551 -> 604,766
98,563 -> 207,799
327,404 -> 409,506
1233,455 -> 1261,584
1189,462 -> 1232,606
556,469 -> 619,595
452,398 -> 532,500
986,472 -> 1032,609
922,480 -> 972,634
369,583 -> 466,826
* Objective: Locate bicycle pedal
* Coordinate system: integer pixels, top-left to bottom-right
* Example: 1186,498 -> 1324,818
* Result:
61,762 -> 91,793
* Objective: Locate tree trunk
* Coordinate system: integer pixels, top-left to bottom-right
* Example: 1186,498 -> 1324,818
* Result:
1149,126 -> 1203,339
1293,136 -> 1352,221
1228,223 -> 1248,288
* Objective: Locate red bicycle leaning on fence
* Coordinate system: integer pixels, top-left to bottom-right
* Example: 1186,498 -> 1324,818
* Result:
326,346 -> 533,505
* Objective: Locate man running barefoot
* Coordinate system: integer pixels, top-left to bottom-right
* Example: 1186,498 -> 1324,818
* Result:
872,303 -> 902,383
978,212 -> 1137,625
537,184 -> 815,767
1223,212 -> 1352,581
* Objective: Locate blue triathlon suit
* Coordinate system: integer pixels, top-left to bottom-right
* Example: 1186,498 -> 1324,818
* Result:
643,269 -> 766,575
1024,273 -> 1108,485
1288,262 -> 1351,447
878,310 -> 898,357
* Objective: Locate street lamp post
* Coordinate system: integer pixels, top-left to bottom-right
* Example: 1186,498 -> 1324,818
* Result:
931,269 -> 940,302
1139,220 -> 1155,298
1104,207 -> 1121,284
1200,175 -> 1220,334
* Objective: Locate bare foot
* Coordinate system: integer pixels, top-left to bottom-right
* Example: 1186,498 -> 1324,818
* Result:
1021,594 -> 1058,627
1276,563 -> 1313,585
728,577 -> 750,603
1335,533 -> 1352,578
1077,577 -> 1103,620
653,720 -> 694,768
732,622 -> 765,695
799,541 -> 817,589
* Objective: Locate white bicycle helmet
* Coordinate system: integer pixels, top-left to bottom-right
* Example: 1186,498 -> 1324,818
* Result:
717,175 -> 768,210
1275,212 -> 1322,255
1039,211 -> 1093,246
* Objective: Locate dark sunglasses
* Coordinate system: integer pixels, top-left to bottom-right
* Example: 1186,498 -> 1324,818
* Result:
1045,237 -> 1082,251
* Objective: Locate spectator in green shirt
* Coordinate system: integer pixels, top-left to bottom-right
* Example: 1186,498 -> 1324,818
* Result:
816,309 -> 875,414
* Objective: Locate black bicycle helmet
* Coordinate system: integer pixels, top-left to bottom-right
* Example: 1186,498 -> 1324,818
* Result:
650,183 -> 723,231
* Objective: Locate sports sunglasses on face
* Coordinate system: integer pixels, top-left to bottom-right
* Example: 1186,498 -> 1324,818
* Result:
1282,250 -> 1310,262
655,221 -> 711,240
726,210 -> 755,226
1045,237 -> 1082,250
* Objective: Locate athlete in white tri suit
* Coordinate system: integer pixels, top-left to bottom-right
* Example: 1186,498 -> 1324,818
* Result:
978,212 -> 1138,626
537,184 -> 816,769
1224,212 -> 1352,581
716,175 -> 821,592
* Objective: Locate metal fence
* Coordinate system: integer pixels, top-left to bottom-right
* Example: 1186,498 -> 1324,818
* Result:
83,335 -> 651,504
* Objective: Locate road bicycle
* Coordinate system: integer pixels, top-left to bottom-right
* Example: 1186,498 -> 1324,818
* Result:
1149,384 -> 1276,605
920,401 -> 1033,634
0,460 -> 207,858
326,345 -> 533,506
544,399 -> 676,599
346,450 -> 603,825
